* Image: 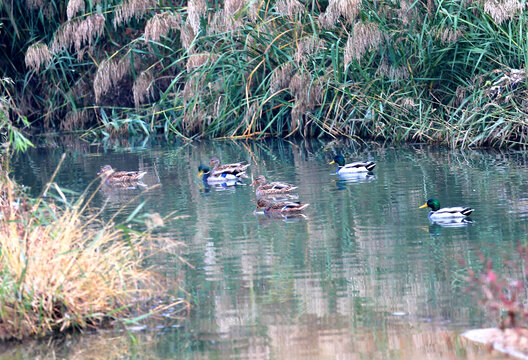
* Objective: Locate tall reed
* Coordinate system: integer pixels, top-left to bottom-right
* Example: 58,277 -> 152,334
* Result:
3,0 -> 528,146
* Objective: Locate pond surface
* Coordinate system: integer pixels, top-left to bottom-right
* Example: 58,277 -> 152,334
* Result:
4,138 -> 528,359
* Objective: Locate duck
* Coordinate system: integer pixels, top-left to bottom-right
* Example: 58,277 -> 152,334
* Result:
419,198 -> 474,220
197,164 -> 244,183
329,154 -> 376,174
209,157 -> 250,178
250,175 -> 297,196
255,197 -> 309,214
97,165 -> 147,183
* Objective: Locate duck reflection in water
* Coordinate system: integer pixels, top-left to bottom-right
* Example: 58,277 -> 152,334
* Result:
334,173 -> 377,190
426,218 -> 474,236
254,210 -> 308,225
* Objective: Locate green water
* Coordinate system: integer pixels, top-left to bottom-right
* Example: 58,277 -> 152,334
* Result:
4,138 -> 528,359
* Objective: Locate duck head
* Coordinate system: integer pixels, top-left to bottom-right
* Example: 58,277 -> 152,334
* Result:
419,198 -> 440,211
209,157 -> 220,167
98,165 -> 115,176
251,175 -> 267,186
256,197 -> 271,210
329,154 -> 345,167
197,164 -> 211,178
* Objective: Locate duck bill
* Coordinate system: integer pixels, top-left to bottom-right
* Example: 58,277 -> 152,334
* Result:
329,160 -> 335,164
250,180 -> 256,186
197,170 -> 204,178
419,203 -> 428,209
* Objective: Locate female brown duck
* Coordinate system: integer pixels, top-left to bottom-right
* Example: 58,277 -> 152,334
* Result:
98,165 -> 147,183
250,175 -> 297,196
255,198 -> 309,214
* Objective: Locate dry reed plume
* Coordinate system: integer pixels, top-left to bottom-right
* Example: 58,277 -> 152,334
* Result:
66,0 -> 85,20
26,0 -> 44,9
275,0 -> 305,17
344,22 -> 382,66
438,26 -> 464,43
180,22 -> 196,50
133,70 -> 154,108
144,12 -> 181,43
319,0 -> 361,29
270,62 -> 295,92
93,56 -> 131,102
0,168 -> 186,340
375,60 -> 410,80
113,0 -> 157,28
50,14 -> 105,53
25,43 -> 51,72
294,37 -> 322,65
483,0 -> 525,24
61,109 -> 91,131
289,72 -> 322,133
187,0 -> 207,33
186,53 -> 216,72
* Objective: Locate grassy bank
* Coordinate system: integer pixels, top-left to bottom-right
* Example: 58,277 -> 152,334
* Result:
0,159 -> 188,340
2,0 -> 528,147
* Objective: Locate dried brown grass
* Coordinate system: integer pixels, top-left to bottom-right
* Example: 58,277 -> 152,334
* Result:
0,166 -> 186,341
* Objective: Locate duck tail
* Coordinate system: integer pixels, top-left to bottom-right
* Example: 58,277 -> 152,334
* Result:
137,171 -> 147,180
461,207 -> 474,216
298,203 -> 310,211
366,162 -> 376,171
237,171 -> 249,179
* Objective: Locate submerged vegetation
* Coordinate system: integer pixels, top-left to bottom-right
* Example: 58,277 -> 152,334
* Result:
0,160 -> 188,340
2,0 -> 528,146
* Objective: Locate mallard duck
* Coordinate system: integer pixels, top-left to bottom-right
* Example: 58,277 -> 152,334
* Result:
329,154 -> 376,174
250,175 -> 297,196
209,157 -> 250,178
255,198 -> 309,214
197,164 -> 244,183
97,165 -> 146,183
419,198 -> 474,220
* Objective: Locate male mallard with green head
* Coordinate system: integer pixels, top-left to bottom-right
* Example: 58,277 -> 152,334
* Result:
419,198 -> 474,220
250,175 -> 297,196
329,154 -> 376,174
255,197 -> 309,214
98,165 -> 146,183
197,164 -> 244,183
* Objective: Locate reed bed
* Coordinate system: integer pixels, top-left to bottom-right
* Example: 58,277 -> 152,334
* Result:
2,0 -> 528,147
0,163 -> 188,340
